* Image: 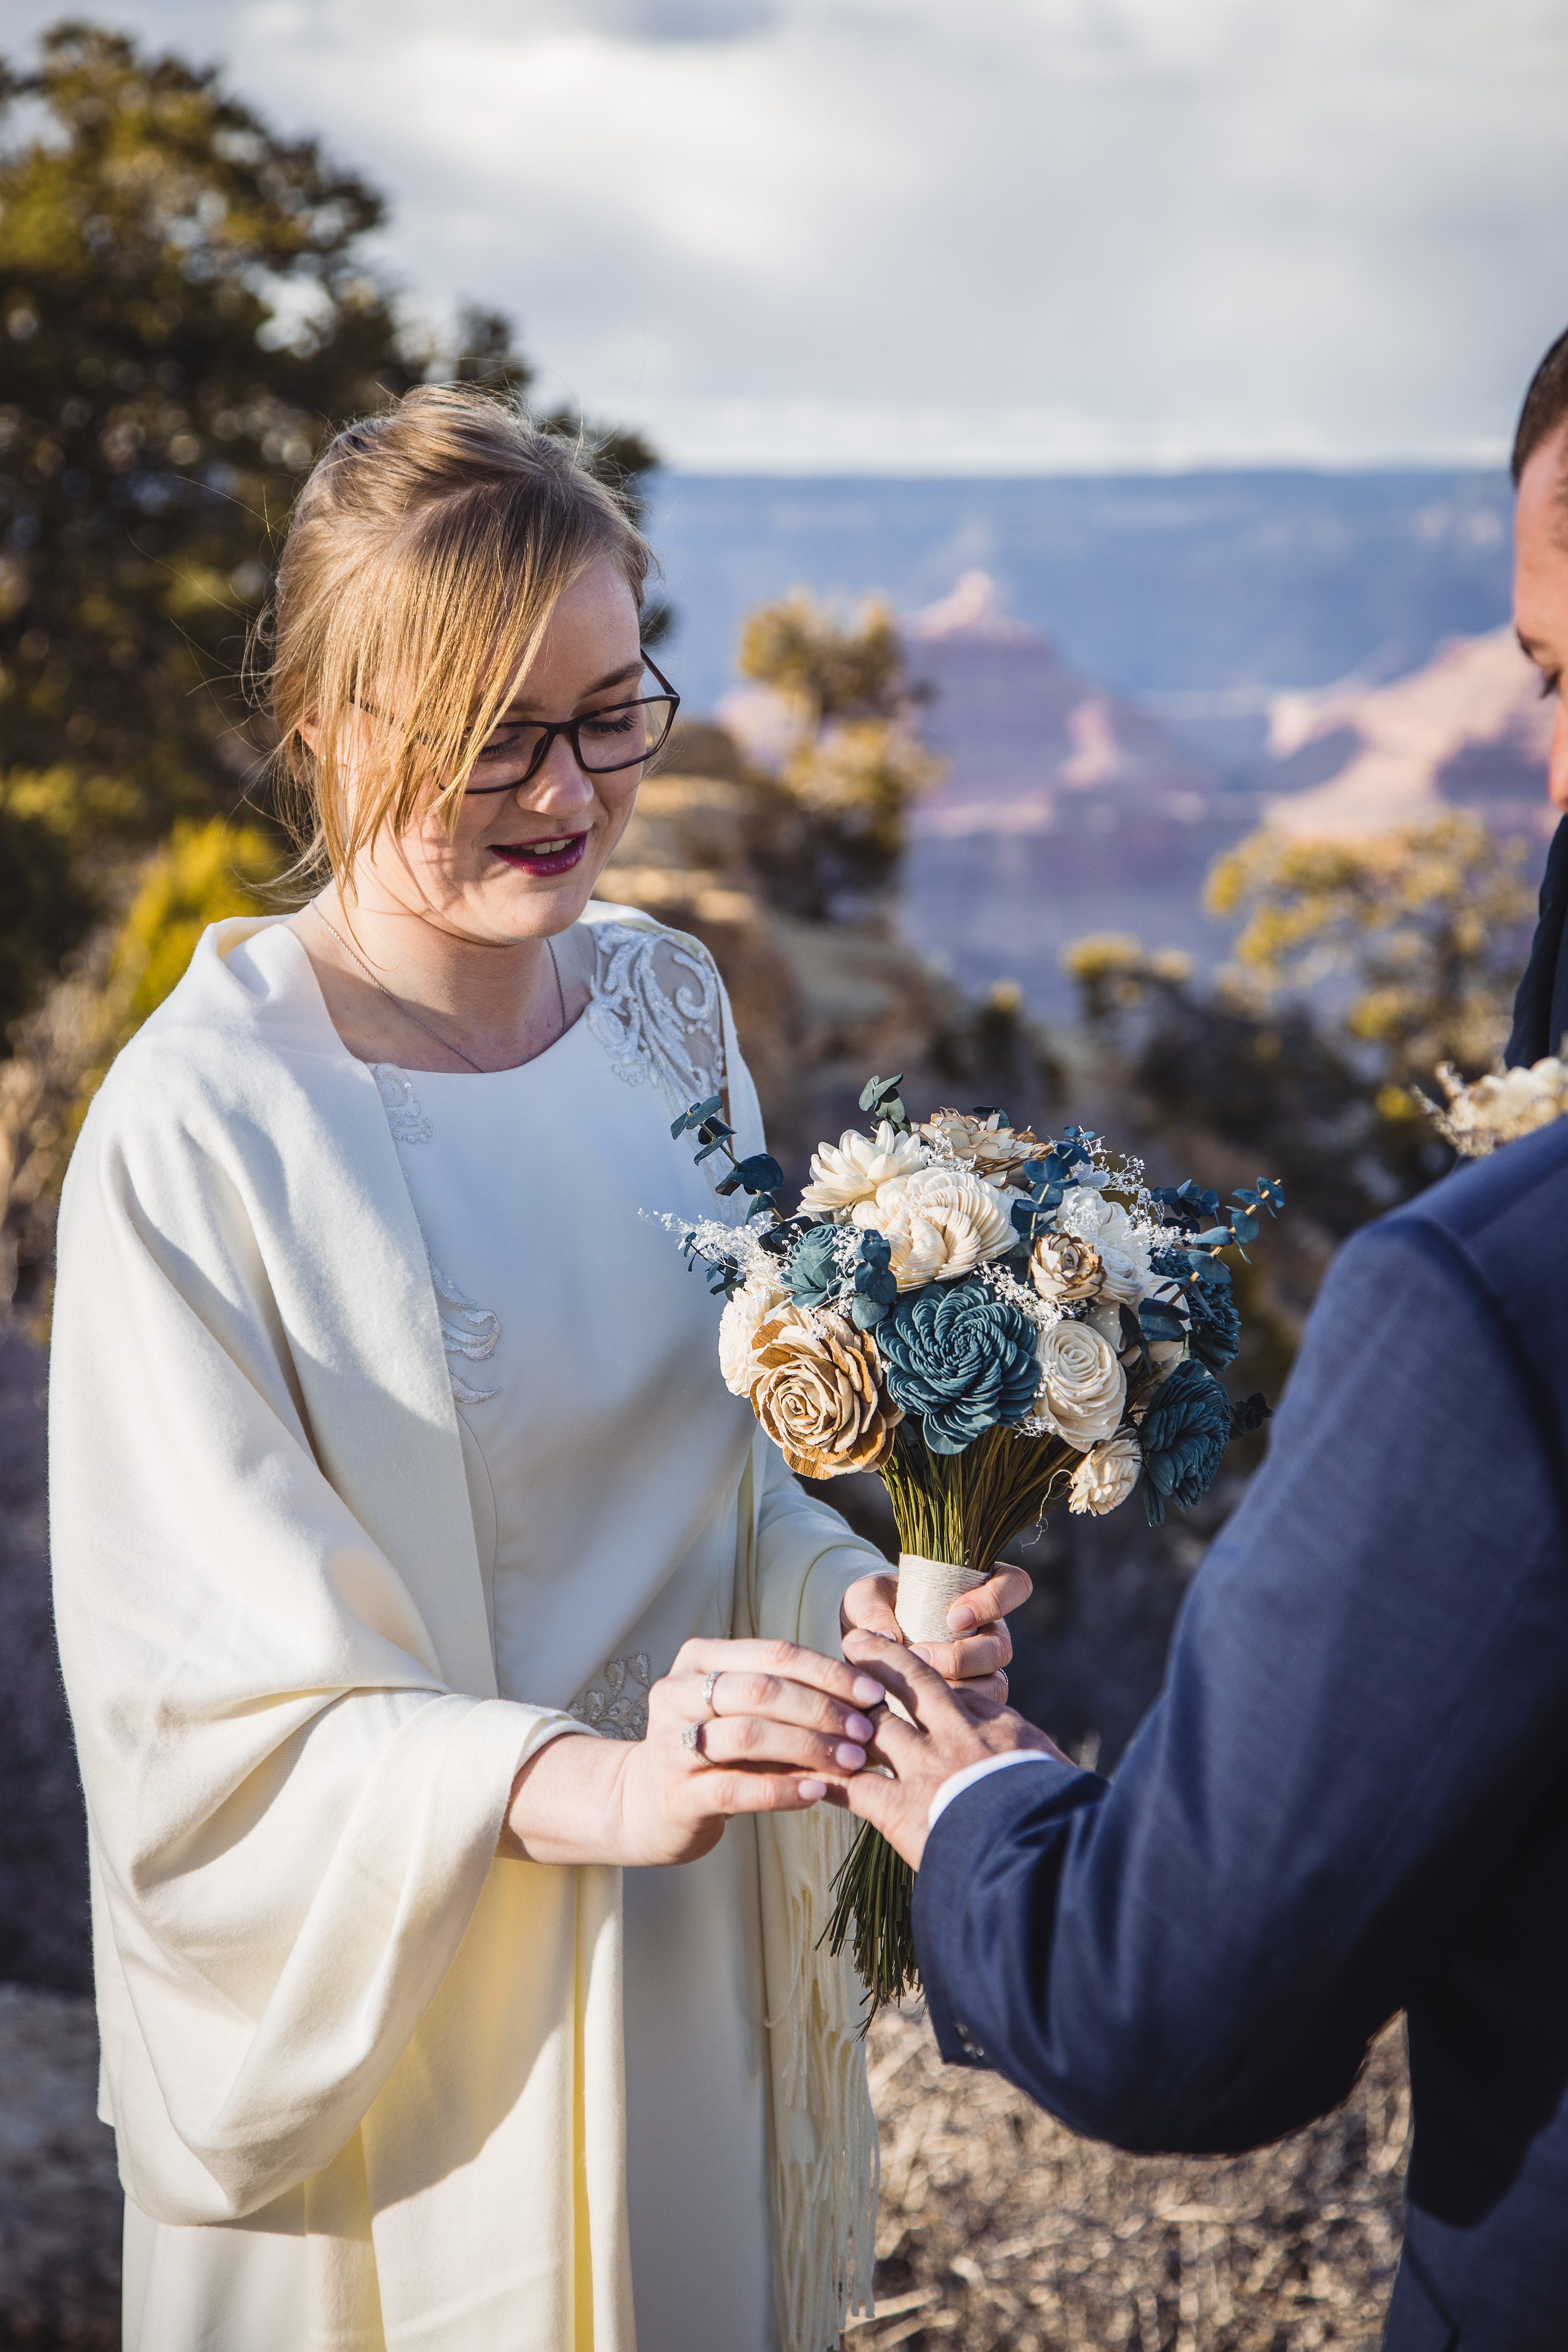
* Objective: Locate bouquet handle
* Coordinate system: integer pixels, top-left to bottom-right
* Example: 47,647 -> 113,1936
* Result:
893,1553 -> 987,1644
887,1555 -> 987,1723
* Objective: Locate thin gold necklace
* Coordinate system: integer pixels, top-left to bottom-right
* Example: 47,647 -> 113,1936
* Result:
311,907 -> 566,1075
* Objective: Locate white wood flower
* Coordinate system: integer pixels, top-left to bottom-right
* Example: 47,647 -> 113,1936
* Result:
920,1107 -> 1041,1186
1036,1319 -> 1127,1450
717,1270 -> 787,1396
851,1165 -> 1017,1289
1068,1432 -> 1143,1515
797,1119 -> 927,1217
1056,1186 -> 1154,1306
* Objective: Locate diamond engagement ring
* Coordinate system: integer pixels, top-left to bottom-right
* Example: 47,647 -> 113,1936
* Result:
681,1721 -> 707,1759
701,1668 -> 723,1713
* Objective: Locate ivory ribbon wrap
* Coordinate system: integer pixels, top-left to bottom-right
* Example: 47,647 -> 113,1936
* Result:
894,1553 -> 987,1644
889,1557 -> 987,1718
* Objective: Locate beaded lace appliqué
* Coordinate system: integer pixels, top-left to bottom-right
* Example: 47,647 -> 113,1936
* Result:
586,926 -> 723,1117
370,1065 -> 499,1403
430,1261 -> 500,1405
570,1653 -> 652,1741
372,1064 -> 433,1146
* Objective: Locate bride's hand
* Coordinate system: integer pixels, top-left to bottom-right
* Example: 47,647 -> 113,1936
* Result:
501,1638 -> 887,1870
839,1560 -> 1032,1704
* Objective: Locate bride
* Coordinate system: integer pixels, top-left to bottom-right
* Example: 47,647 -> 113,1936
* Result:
49,385 -> 1026,2352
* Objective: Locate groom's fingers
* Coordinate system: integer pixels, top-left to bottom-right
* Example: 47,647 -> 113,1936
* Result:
945,1560 -> 1032,1635
843,1762 -> 928,1867
843,1629 -> 962,1730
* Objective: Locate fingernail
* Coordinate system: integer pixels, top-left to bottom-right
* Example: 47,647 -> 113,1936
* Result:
949,1605 -> 977,1632
834,1742 -> 867,1770
798,1780 -> 827,1803
851,1676 -> 884,1705
845,1712 -> 875,1742
910,1645 -> 935,1666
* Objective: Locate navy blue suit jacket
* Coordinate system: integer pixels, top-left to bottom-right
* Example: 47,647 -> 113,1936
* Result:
913,1120 -> 1568,2350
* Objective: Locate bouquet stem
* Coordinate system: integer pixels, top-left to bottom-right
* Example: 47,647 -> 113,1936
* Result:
824,1423 -> 1078,2025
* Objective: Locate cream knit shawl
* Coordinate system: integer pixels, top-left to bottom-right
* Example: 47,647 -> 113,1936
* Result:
50,907 -> 877,2351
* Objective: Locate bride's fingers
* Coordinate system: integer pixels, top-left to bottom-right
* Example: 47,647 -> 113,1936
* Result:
674,1636 -> 885,1714
661,1665 -> 878,1748
694,1713 -> 868,1777
839,1571 -> 903,1642
688,1769 -> 833,1816
944,1560 -> 1032,1635
908,1623 -> 1011,1683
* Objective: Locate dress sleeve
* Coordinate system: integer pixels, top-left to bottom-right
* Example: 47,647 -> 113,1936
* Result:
752,1443 -> 888,1661
50,1091 -> 583,2225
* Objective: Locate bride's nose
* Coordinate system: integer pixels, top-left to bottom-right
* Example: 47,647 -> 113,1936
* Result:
522,733 -> 599,810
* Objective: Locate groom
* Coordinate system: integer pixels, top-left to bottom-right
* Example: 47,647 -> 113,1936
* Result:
843,331 -> 1568,2352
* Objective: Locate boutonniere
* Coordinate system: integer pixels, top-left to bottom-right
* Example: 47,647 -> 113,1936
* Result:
1420,1056 -> 1568,1157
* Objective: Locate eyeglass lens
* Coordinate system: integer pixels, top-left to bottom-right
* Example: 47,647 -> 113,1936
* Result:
470,693 -> 677,782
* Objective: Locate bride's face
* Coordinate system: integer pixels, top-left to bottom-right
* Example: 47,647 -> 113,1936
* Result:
365,556 -> 654,940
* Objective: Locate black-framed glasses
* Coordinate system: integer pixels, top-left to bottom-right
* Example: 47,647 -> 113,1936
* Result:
462,653 -> 681,794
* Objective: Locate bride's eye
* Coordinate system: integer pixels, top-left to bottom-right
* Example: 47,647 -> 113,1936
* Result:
478,723 -> 542,761
580,706 -> 640,742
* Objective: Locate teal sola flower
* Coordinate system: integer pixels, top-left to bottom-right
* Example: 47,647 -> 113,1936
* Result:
878,1279 -> 1040,1456
1151,1245 -> 1241,1373
1139,1360 -> 1231,1525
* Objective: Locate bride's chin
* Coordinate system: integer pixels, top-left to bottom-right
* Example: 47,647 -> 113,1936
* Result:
464,865 -> 601,938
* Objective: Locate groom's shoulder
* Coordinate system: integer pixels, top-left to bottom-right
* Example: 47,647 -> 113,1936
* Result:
1364,1118 -> 1568,1328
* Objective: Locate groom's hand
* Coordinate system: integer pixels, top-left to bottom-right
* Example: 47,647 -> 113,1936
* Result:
839,1630 -> 1065,1870
839,1559 -> 1032,1702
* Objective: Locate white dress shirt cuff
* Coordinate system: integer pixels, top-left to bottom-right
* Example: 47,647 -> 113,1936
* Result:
928,1750 -> 1061,1830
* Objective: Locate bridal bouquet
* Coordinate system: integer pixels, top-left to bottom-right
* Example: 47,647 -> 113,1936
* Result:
670,1076 -> 1283,2014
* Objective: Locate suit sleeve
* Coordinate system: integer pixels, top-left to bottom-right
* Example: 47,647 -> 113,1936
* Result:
912,1213 -> 1568,2153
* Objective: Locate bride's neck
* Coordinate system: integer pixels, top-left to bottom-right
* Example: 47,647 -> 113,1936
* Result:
298,886 -> 572,1074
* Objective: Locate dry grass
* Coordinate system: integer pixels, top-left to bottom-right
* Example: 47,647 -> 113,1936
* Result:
862,2008 -> 1410,2352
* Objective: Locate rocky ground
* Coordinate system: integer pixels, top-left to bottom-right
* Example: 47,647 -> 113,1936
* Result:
0,1988 -> 118,2349
863,2009 -> 1409,2352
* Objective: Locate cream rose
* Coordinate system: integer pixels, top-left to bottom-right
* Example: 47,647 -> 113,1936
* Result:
1036,1319 -> 1127,1450
717,1270 -> 787,1397
1029,1230 -> 1104,1304
1068,1432 -> 1143,1516
852,1165 -> 1017,1289
920,1107 -> 1041,1186
797,1119 -> 927,1217
747,1308 -> 902,1479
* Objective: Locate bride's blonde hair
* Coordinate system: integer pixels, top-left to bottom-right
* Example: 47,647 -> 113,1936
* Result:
264,383 -> 652,888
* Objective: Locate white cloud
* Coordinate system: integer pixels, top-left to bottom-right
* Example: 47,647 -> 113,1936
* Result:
7,0 -> 1567,468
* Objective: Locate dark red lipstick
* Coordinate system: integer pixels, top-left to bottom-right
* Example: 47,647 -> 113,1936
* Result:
491,833 -> 589,878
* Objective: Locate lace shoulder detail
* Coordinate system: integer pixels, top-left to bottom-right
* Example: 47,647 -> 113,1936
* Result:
372,1064 -> 433,1145
584,923 -> 724,1117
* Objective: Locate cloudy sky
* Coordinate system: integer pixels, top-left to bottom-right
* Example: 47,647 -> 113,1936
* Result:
9,0 -> 1568,470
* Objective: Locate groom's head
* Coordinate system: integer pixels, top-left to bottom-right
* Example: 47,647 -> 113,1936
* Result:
1514,330 -> 1568,811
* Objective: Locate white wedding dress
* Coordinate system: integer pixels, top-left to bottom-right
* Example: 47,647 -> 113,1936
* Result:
373,920 -> 776,2352
117,912 -> 814,2351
